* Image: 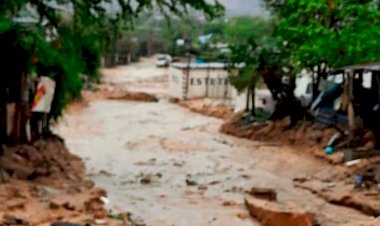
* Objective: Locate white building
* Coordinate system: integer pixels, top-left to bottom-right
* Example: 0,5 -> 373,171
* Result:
169,62 -> 233,100
169,62 -> 276,113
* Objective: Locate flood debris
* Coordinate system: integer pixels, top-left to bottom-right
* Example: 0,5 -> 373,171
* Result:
179,99 -> 233,119
3,214 -> 28,225
222,200 -> 238,206
108,91 -> 158,102
295,179 -> 380,217
127,213 -> 147,226
185,179 -> 198,186
0,138 -> 84,181
245,197 -> 316,226
248,187 -> 277,201
98,170 -> 114,177
213,138 -> 234,147
236,212 -> 250,220
51,223 -> 90,226
140,176 -> 152,185
51,223 -> 87,226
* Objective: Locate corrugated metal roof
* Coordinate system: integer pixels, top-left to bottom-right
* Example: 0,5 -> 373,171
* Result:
336,62 -> 380,72
172,62 -> 226,69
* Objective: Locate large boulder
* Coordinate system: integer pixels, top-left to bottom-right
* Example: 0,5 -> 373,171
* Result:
245,196 -> 315,226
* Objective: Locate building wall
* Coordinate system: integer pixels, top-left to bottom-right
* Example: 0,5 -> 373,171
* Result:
169,68 -> 184,99
169,67 -> 232,100
232,88 -> 276,113
169,67 -> 276,113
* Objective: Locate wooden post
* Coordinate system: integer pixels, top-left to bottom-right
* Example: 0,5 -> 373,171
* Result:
12,71 -> 28,144
346,70 -> 356,141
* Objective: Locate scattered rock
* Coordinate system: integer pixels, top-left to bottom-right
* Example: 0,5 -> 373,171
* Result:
198,184 -> 208,190
173,162 -> 184,167
85,198 -> 103,212
222,200 -> 238,206
208,180 -> 220,185
140,177 -> 152,185
6,199 -> 26,210
293,177 -> 308,183
62,202 -> 76,211
108,91 -> 158,102
0,169 -> 11,183
248,187 -> 277,201
0,156 -> 35,180
185,179 -> 198,186
51,222 -> 90,226
98,170 -> 114,177
236,212 -> 250,220
39,185 -> 61,197
83,180 -> 95,189
2,214 -> 28,225
67,186 -> 82,194
213,138 -> 233,147
94,210 -> 108,225
49,201 -> 61,210
225,186 -> 245,193
241,174 -> 251,179
245,197 -> 315,226
311,130 -> 323,143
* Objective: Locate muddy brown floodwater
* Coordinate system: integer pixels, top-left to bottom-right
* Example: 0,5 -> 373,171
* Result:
56,58 -> 372,226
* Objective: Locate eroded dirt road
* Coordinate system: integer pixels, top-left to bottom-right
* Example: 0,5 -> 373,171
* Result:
56,58 -> 372,226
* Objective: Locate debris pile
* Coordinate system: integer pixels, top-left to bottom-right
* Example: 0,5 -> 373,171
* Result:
220,112 -> 376,164
108,91 -> 158,102
0,138 -> 130,225
0,181 -> 126,225
294,163 -> 380,218
179,99 -> 233,119
0,137 -> 84,181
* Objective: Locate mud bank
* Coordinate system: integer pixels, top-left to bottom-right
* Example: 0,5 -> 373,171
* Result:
220,112 -> 380,221
179,99 -> 233,120
0,139 -> 126,226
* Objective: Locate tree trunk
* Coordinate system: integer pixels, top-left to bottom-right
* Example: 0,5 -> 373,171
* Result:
251,85 -> 256,117
11,71 -> 28,144
0,88 -> 6,156
246,87 -> 251,112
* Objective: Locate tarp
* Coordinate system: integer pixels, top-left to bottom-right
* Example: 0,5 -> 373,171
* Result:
32,77 -> 56,113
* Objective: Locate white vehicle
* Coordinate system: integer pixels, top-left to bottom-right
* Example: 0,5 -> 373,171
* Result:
294,71 -> 314,107
156,55 -> 171,68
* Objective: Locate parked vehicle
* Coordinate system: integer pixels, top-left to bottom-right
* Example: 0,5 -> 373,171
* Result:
156,55 -> 171,68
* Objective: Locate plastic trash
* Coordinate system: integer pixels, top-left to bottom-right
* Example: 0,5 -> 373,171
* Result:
325,146 -> 335,155
326,133 -> 341,147
345,159 -> 362,166
51,223 -> 90,226
355,175 -> 363,187
243,112 -> 251,125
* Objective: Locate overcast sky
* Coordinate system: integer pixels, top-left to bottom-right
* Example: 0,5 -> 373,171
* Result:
217,0 -> 267,17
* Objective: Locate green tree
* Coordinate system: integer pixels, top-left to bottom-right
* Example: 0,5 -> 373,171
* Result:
264,0 -> 380,89
0,0 -> 224,146
225,16 -> 279,116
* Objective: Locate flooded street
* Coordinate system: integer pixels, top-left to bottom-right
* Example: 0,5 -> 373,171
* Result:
56,59 -> 370,226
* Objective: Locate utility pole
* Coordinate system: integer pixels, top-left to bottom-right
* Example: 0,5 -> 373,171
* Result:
205,44 -> 210,98
184,38 -> 192,100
